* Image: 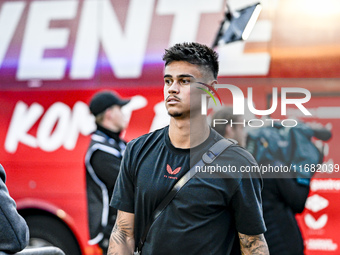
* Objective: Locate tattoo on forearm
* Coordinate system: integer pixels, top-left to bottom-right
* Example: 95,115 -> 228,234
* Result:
239,233 -> 269,255
110,218 -> 133,245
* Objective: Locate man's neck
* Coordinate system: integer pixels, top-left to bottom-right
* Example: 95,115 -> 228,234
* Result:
168,115 -> 210,149
97,124 -> 121,142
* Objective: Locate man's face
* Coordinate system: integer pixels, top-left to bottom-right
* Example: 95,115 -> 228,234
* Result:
107,105 -> 128,131
163,61 -> 209,119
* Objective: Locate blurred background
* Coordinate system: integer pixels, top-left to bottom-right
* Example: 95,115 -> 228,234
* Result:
0,0 -> 339,254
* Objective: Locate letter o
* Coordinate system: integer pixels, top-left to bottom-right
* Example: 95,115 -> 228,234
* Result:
37,102 -> 71,151
281,119 -> 298,127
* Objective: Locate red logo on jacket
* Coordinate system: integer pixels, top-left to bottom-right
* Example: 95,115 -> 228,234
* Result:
164,164 -> 181,179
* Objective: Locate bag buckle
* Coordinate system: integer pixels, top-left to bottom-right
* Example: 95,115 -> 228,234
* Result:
202,150 -> 216,164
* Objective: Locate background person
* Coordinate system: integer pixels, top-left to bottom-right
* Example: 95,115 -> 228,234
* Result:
246,122 -> 331,255
212,107 -> 331,255
85,91 -> 130,254
0,164 -> 29,253
212,107 -> 307,254
108,42 -> 268,255
212,107 -> 308,254
211,106 -> 247,147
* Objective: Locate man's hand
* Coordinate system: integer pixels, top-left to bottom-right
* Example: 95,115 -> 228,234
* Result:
238,233 -> 269,255
107,210 -> 135,255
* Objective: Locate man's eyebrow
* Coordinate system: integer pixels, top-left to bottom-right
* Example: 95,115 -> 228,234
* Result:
178,74 -> 194,78
163,74 -> 194,78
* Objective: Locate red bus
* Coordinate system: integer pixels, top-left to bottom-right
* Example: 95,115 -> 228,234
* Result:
0,0 -> 340,254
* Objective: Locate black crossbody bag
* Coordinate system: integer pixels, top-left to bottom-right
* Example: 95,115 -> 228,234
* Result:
134,138 -> 236,255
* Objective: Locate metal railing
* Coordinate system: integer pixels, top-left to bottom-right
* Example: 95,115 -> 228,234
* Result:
0,247 -> 65,255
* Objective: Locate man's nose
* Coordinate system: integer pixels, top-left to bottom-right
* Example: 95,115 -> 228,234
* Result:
168,81 -> 180,94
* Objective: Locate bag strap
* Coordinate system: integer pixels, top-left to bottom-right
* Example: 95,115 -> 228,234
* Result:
136,138 -> 236,253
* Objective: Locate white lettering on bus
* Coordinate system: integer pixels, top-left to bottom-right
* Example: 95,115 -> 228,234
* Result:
0,0 -> 272,80
156,0 -> 223,46
4,95 -> 147,153
71,0 -> 155,79
17,0 -> 78,80
0,1 -> 25,68
5,101 -> 94,153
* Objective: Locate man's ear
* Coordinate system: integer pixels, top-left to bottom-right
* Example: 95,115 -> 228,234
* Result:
103,107 -> 111,119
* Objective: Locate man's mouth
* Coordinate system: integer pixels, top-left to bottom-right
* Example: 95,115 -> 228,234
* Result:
166,96 -> 180,103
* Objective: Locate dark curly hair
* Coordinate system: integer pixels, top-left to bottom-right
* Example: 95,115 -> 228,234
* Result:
163,42 -> 219,79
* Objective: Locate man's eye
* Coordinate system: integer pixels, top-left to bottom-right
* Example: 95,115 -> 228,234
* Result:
164,79 -> 172,85
180,79 -> 190,85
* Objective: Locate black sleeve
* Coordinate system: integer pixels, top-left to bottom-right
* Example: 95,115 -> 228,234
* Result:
110,143 -> 135,213
223,146 -> 266,235
0,165 -> 29,253
276,178 -> 310,213
90,149 -> 121,191
230,172 -> 267,235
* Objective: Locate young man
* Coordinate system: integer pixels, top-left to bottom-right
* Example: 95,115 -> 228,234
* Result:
85,91 -> 130,254
108,42 -> 269,255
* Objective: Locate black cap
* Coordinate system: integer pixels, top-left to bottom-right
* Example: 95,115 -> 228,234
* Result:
89,91 -> 130,116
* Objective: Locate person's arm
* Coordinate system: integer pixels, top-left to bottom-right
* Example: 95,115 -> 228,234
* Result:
108,210 -> 135,255
0,165 -> 29,253
238,233 -> 269,255
90,148 -> 121,190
